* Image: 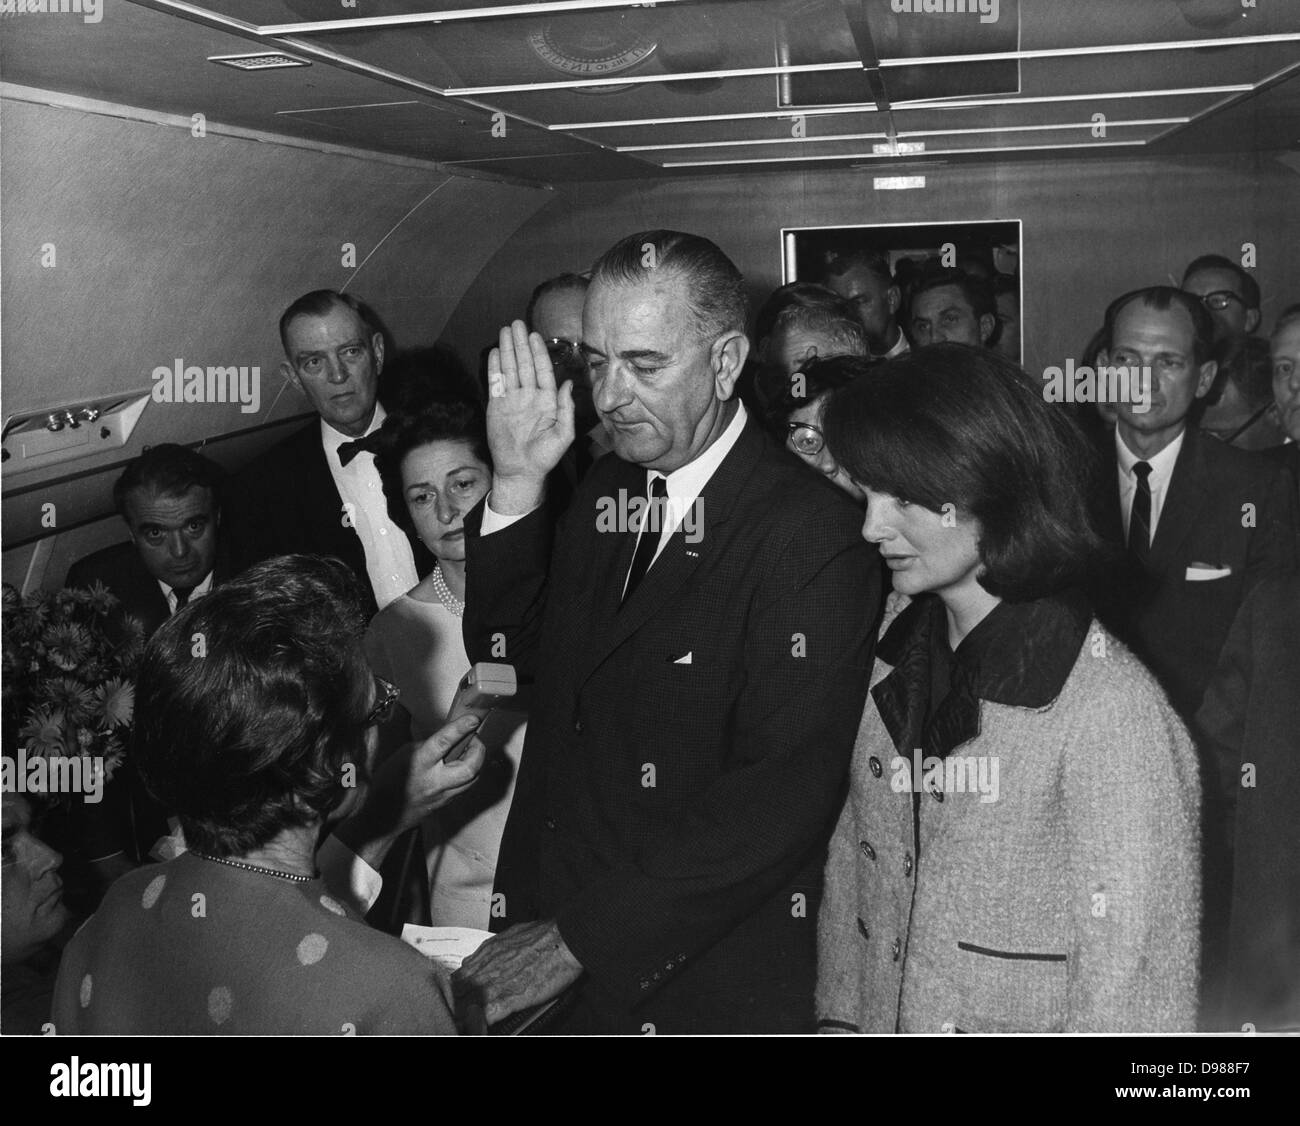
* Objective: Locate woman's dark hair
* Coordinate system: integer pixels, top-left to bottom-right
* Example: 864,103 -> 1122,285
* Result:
822,343 -> 1108,602
133,555 -> 373,856
763,354 -> 877,435
374,397 -> 492,533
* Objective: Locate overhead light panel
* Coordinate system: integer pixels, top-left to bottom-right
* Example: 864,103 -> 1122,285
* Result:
209,53 -> 311,71
255,0 -> 693,36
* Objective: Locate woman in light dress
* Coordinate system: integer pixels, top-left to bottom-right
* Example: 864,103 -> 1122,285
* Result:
367,395 -> 526,930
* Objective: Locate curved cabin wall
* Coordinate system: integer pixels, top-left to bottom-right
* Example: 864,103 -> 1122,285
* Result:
441,153 -> 1300,382
1,92 -> 550,593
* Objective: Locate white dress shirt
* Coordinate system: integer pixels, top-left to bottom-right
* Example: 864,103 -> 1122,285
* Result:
1116,426 -> 1185,542
320,404 -> 418,610
158,570 -> 214,616
482,402 -> 750,579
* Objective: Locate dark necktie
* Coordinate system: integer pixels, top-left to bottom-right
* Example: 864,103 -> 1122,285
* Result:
1128,461 -> 1153,565
338,432 -> 382,467
171,586 -> 193,612
622,476 -> 669,604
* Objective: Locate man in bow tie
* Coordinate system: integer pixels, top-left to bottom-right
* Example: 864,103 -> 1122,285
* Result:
224,290 -> 431,611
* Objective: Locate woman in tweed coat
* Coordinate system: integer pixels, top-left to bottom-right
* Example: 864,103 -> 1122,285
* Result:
815,346 -> 1201,1033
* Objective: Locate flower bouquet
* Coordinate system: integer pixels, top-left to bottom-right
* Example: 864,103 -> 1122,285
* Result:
2,581 -> 145,807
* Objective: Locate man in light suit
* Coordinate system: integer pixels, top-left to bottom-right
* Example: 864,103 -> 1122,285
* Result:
454,231 -> 880,1034
223,290 -> 432,611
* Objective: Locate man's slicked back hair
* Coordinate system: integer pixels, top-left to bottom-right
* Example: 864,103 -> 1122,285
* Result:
278,290 -> 377,356
525,273 -> 590,333
816,247 -> 894,291
112,444 -> 223,519
1102,285 -> 1217,368
590,230 -> 747,342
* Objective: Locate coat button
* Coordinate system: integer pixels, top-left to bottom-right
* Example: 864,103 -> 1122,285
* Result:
544,817 -> 557,831
869,756 -> 883,778
859,840 -> 876,861
903,853 -> 913,877
856,917 -> 870,940
574,718 -> 584,734
891,938 -> 902,961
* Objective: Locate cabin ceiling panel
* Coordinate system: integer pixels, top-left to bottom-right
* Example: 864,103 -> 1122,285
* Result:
1,0 -> 1297,181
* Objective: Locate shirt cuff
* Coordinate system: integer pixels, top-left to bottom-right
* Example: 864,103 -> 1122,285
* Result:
480,491 -> 539,535
317,833 -> 383,916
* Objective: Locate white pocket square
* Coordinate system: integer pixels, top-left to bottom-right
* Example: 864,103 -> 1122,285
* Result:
673,652 -> 693,665
1185,565 -> 1232,582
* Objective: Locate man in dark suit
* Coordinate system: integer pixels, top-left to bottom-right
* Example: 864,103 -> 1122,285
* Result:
1089,286 -> 1297,1027
1266,305 -> 1300,511
63,444 -> 226,887
67,444 -> 225,639
1090,285 -> 1297,722
223,290 -> 431,611
455,231 -> 880,1034
1196,575 -> 1300,1033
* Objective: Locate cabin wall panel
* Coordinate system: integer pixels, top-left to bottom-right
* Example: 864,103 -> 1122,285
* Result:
442,155 -> 1298,380
1,95 -> 549,591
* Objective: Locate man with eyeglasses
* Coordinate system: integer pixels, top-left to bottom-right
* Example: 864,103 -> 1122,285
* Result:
1181,254 -> 1279,449
526,272 -> 610,487
1182,254 -> 1262,344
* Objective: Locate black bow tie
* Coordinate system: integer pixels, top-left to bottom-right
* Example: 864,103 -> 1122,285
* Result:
338,432 -> 383,467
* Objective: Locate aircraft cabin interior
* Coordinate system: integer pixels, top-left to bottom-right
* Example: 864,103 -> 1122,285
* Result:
2,0 -> 1297,589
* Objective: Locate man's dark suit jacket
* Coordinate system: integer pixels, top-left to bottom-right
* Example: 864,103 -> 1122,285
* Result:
1091,426 -> 1298,721
1196,575 -> 1300,1032
63,542 -> 228,864
463,414 -> 880,1033
65,542 -> 172,640
222,420 -> 433,611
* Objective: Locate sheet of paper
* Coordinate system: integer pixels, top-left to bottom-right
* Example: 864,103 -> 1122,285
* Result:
400,925 -> 493,973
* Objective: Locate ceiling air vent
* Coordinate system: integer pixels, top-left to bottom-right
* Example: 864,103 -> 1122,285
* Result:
209,53 -> 311,71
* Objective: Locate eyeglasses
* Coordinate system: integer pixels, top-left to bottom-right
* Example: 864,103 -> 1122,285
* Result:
786,421 -> 826,456
544,337 -> 587,380
1198,290 -> 1246,312
364,676 -> 401,728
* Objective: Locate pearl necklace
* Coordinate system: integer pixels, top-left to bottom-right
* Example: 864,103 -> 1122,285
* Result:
191,851 -> 316,883
432,564 -> 465,618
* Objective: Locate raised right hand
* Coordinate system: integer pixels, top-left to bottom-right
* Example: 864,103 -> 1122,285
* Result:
486,321 -> 575,512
